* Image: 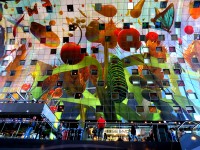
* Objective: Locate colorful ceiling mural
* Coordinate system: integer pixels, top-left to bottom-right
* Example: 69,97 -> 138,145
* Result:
0,0 -> 199,122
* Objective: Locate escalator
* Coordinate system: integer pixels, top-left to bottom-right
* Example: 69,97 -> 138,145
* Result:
153,124 -> 170,142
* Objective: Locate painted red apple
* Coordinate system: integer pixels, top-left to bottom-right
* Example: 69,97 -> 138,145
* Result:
117,28 -> 141,51
21,83 -> 31,91
60,42 -> 85,64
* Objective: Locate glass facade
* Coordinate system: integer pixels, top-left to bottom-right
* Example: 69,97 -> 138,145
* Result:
0,0 -> 199,121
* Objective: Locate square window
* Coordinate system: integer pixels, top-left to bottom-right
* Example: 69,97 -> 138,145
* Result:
57,105 -> 64,112
186,106 -> 195,113
128,2 -> 134,9
67,5 -> 74,12
40,38 -> 46,44
37,81 -> 43,87
91,70 -> 98,75
132,69 -> 138,75
23,26 -> 29,32
6,27 -> 12,33
46,70 -> 53,75
123,23 -> 131,29
2,60 -> 8,66
20,38 -> 26,44
175,22 -> 181,28
130,47 -> 136,53
96,105 -> 103,112
95,3 -> 102,11
10,70 -> 16,76
5,50 -> 11,55
50,49 -> 57,54
192,57 -> 199,63
10,39 -> 15,45
149,106 -> 157,113
97,81 -> 104,86
111,92 -> 119,100
162,80 -> 170,86
71,70 -> 78,76
5,93 -> 12,99
46,6 -> 53,13
69,24 -> 75,31
158,58 -> 165,63
57,81 -> 63,87
92,47 -> 99,53
174,69 -> 181,74
1,71 -> 7,76
147,80 -> 154,85
46,25 -> 51,32
105,36 -> 111,42
158,35 -> 165,41
144,58 -> 150,64
16,7 -> 23,14
99,24 -> 105,30
142,47 -> 149,53
126,35 -> 133,41
17,50 -> 22,56
136,106 -> 144,113
169,46 -> 176,52
63,37 -> 69,43
149,93 -> 159,101
156,47 -> 162,52
188,93 -> 198,99
194,34 -> 200,40
193,1 -> 200,8
177,80 -> 185,86
163,69 -> 170,74
142,22 -> 149,29
20,60 -> 25,65
74,93 -> 82,99
166,93 -> 173,99
174,63 -> 181,69
142,69 -> 150,75
140,35 -> 146,41
132,76 -> 140,84
171,34 -> 178,41
178,58 -> 185,63
155,22 -> 161,28
80,48 -> 86,54
124,58 -> 131,64
4,81 -> 12,87
160,1 -> 167,8
173,106 -> 182,113
30,60 -> 37,65
111,58 -> 118,64
127,93 -> 134,99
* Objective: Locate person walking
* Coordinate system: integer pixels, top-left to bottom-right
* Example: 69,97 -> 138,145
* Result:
35,118 -> 46,139
97,116 -> 106,141
24,116 -> 37,139
130,125 -> 138,141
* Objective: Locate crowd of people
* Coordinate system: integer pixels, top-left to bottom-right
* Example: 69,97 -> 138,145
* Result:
0,116 -> 188,142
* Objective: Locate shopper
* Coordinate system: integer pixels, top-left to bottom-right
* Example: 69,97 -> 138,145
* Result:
170,128 -> 178,142
24,116 -> 37,139
130,125 -> 138,141
103,133 -> 107,141
35,118 -> 46,139
97,116 -> 106,141
147,129 -> 155,142
92,126 -> 98,140
57,122 -> 63,140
